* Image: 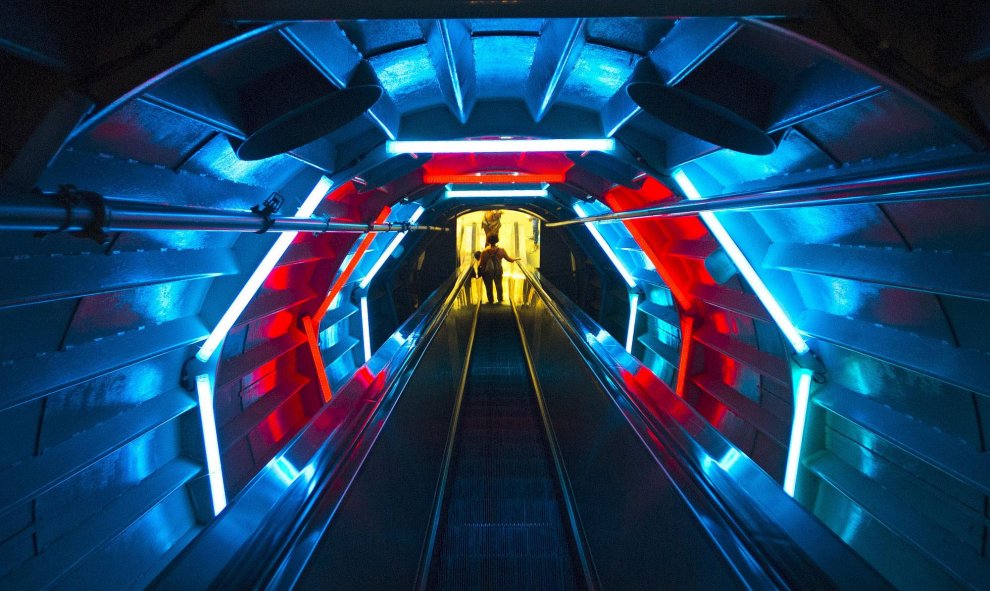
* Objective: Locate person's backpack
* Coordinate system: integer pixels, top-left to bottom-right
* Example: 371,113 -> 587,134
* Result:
481,251 -> 499,277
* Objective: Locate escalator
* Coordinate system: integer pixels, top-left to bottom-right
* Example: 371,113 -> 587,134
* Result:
290,298 -> 590,590
415,305 -> 583,590
155,268 -> 894,590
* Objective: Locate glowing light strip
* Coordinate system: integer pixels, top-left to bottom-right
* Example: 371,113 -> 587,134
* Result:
573,203 -> 636,288
387,138 -> 615,154
360,296 -> 372,362
625,292 -> 639,353
197,176 -> 333,361
672,170 -> 809,355
445,188 -> 548,198
424,173 -> 566,184
784,370 -> 814,496
314,207 -> 392,321
303,316 -> 332,402
675,316 -> 695,398
295,176 -> 336,218
195,373 -> 227,515
358,206 -> 425,290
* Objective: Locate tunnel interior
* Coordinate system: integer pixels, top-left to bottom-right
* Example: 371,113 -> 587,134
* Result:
1,3 -> 990,590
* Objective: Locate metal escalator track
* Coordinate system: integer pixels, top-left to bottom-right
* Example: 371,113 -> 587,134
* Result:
423,304 -> 585,590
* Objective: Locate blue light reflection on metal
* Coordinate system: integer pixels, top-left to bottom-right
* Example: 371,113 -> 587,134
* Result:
360,295 -> 372,362
671,169 -> 809,355
386,138 -> 615,154
358,206 -> 425,290
573,203 -> 636,288
445,187 -> 549,198
197,176 -> 334,361
718,448 -> 743,472
195,373 -> 227,515
784,370 -> 814,496
625,292 -> 639,353
271,456 -> 301,486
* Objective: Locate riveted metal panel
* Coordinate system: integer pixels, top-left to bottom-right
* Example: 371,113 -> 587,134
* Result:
72,99 -> 216,170
33,421 -> 184,549
339,19 -> 425,57
36,348 -> 189,451
799,92 -> 970,163
585,17 -> 675,54
371,44 -> 444,113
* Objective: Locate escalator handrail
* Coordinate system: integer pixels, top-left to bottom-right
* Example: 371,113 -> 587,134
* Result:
514,262 -> 895,591
152,266 -> 476,590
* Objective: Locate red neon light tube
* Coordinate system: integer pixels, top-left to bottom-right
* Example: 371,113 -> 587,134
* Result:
423,173 -> 565,184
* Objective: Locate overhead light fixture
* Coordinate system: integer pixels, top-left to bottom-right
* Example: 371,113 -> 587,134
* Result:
387,138 -> 615,154
783,370 -> 814,496
358,206 -> 425,290
424,173 -> 566,184
197,176 -> 334,362
573,203 -> 637,288
672,169 -> 809,355
445,186 -> 549,198
195,373 -> 227,515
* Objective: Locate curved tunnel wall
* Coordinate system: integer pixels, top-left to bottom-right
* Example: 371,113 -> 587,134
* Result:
1,8 -> 989,589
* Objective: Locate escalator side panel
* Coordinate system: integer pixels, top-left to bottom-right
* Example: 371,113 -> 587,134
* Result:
516,300 -> 749,591
294,305 -> 477,590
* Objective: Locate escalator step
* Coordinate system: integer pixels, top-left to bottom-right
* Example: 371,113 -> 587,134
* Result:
427,307 -> 580,590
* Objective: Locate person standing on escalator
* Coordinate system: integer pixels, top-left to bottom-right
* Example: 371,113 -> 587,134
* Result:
478,236 -> 519,304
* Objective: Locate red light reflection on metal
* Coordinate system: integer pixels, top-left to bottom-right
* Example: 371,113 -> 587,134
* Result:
350,365 -> 380,395
602,181 -> 695,310
721,356 -> 742,388
264,262 -> 293,291
245,358 -> 279,390
257,395 -> 308,446
263,310 -> 295,338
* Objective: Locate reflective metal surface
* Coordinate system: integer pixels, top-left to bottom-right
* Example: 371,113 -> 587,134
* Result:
151,267 -> 474,589
515,263 -> 895,591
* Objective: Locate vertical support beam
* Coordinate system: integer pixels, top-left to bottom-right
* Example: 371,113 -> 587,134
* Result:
184,349 -> 226,517
784,369 -> 814,496
675,316 -> 696,397
420,19 -> 476,123
360,295 -> 372,362
526,18 -> 587,122
195,373 -> 227,516
302,316 -> 332,403
602,18 -> 740,137
625,292 -> 640,353
281,22 -> 400,139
